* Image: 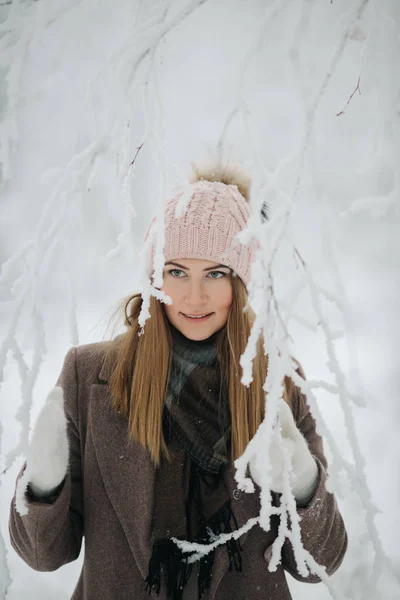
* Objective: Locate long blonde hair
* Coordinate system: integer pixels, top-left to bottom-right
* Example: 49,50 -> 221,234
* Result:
108,276 -> 296,466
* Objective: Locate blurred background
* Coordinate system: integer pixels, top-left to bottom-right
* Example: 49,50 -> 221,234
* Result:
0,0 -> 399,598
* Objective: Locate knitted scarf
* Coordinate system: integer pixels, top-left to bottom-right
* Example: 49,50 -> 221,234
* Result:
145,324 -> 242,600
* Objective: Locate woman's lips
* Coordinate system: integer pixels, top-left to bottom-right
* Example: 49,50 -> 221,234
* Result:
181,313 -> 213,323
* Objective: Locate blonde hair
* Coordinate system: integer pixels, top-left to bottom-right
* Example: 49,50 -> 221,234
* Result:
108,276 -> 297,466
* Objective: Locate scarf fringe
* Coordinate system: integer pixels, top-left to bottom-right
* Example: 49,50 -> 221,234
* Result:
145,540 -> 193,600
147,450 -> 243,599
206,501 -> 243,574
146,500 -> 243,600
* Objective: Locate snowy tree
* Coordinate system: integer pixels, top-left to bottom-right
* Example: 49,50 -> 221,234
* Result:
0,0 -> 399,598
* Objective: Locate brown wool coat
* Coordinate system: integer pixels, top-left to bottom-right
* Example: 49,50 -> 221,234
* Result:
9,342 -> 348,600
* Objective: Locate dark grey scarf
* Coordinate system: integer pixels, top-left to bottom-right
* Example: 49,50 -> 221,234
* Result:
145,324 -> 243,600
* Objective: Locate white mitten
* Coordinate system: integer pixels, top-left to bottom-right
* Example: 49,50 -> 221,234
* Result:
27,386 -> 69,497
249,399 -> 318,504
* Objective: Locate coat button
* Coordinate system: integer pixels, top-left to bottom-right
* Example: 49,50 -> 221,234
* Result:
233,489 -> 241,500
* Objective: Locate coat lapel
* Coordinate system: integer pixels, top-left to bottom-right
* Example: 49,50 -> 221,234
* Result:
208,466 -> 264,598
88,382 -> 157,595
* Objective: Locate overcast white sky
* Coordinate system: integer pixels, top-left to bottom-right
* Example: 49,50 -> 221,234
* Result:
0,1 -> 399,598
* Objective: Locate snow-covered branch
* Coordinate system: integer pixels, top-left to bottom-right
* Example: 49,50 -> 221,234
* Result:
1,1 -> 399,598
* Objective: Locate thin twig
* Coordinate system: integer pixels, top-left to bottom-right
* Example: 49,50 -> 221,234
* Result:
0,0 -> 39,5
293,246 -> 306,268
337,76 -> 361,116
268,270 -> 293,342
129,142 -> 144,167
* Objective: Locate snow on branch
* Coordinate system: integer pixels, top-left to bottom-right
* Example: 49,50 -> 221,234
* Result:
1,1 -> 399,599
172,515 -> 262,562
170,2 -> 397,598
1,0 -> 209,478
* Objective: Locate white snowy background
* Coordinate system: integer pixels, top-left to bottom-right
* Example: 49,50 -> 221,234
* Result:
0,0 -> 399,598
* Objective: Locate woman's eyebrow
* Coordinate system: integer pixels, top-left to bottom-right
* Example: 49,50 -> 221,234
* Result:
164,261 -> 230,271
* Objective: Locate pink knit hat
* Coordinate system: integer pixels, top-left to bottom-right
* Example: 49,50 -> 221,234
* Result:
145,166 -> 257,286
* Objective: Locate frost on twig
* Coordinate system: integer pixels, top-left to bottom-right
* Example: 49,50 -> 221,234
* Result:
172,177 -> 397,598
0,0 -> 208,474
1,1 -> 399,599
170,2 -> 397,597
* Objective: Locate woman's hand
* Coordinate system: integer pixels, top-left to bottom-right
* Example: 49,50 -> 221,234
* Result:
27,386 -> 69,497
249,399 -> 318,504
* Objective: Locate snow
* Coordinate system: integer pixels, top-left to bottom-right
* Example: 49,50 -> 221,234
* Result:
1,0 -> 400,598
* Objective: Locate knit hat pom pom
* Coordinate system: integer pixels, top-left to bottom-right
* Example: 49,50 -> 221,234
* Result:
189,162 -> 251,202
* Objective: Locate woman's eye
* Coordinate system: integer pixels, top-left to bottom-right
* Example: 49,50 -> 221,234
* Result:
207,271 -> 226,279
169,269 -> 185,277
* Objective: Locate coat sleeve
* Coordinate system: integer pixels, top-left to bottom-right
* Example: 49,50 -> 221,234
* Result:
8,347 -> 84,572
279,362 -> 348,583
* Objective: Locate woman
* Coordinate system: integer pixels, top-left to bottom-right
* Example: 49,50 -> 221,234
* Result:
9,165 -> 347,599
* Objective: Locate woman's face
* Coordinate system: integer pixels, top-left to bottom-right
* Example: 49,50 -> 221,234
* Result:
161,258 -> 233,341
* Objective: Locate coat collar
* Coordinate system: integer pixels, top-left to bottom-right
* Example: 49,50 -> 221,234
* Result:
97,342 -> 116,383
89,376 -> 262,599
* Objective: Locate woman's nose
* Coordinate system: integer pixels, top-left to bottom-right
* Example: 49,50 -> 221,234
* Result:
184,282 -> 207,305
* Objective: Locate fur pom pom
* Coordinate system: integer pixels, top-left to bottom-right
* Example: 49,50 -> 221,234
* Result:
189,162 -> 251,202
